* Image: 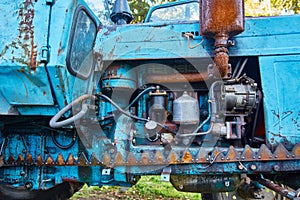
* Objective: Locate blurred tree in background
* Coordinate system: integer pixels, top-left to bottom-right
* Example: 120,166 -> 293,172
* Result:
128,0 -> 176,23
245,0 -> 300,16
87,0 -> 300,24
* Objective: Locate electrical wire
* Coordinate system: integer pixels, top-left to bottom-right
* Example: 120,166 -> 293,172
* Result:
125,86 -> 156,110
97,94 -> 177,135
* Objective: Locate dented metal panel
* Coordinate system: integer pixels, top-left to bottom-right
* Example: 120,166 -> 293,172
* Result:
259,55 -> 300,146
0,0 -> 53,108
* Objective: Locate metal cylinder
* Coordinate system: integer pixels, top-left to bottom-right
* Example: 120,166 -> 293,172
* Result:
200,0 -> 244,38
102,64 -> 136,89
173,92 -> 199,125
200,0 -> 244,78
170,175 -> 240,193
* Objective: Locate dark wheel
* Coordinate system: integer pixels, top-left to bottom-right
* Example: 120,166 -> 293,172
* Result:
0,181 -> 84,200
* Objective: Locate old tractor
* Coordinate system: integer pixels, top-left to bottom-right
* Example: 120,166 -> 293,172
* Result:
0,0 -> 300,199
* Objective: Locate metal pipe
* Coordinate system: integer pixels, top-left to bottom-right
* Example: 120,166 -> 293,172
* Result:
145,72 -> 209,83
255,177 -> 297,200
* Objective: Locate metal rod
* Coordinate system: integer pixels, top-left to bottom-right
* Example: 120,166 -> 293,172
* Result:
256,177 -> 297,200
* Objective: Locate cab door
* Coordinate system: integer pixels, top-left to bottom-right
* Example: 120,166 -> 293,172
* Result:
47,0 -> 100,110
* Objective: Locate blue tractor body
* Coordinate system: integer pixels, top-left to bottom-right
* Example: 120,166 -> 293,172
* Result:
0,0 -> 300,199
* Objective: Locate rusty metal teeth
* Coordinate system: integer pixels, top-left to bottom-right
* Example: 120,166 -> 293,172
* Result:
257,144 -> 273,160
7,154 -> 15,165
66,154 -> 74,165
167,150 -> 178,164
102,151 -> 111,167
182,150 -> 193,163
126,152 -> 138,165
16,154 -> 24,165
26,153 -> 34,165
45,154 -> 54,165
56,153 -> 65,165
141,152 -> 150,165
195,148 -> 207,162
37,154 -> 43,166
241,145 -> 255,160
154,151 -> 165,164
224,146 -> 238,161
115,152 -> 124,165
78,152 -> 89,166
292,143 -> 300,158
90,153 -> 100,165
273,143 -> 291,159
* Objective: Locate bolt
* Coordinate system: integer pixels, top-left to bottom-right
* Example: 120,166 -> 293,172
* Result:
110,148 -> 115,154
25,182 -> 33,190
225,181 -> 230,187
238,164 -> 244,170
20,171 -> 26,176
273,165 -> 280,171
250,164 -> 257,171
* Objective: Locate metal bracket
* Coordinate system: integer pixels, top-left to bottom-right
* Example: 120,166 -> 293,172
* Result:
40,46 -> 50,64
102,168 -> 111,175
161,166 -> 171,182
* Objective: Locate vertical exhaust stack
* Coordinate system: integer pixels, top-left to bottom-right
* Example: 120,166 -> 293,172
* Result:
110,0 -> 134,25
200,0 -> 245,78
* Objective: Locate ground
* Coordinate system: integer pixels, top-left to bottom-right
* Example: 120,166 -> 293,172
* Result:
71,176 -> 202,200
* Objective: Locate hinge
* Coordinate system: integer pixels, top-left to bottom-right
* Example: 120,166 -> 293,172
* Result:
40,46 -> 50,64
46,0 -> 54,5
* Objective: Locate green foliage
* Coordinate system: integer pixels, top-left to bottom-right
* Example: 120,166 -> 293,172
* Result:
244,0 -> 299,16
71,176 -> 202,199
129,0 -> 176,23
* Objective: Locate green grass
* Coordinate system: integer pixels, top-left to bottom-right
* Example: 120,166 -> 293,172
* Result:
72,176 -> 202,199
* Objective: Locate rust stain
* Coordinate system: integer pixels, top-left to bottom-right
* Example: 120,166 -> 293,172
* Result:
26,153 -> 33,164
57,153 -> 65,165
146,72 -> 209,83
17,154 -> 24,164
18,0 -> 37,70
90,154 -> 98,165
258,144 -> 273,160
102,152 -> 111,166
226,146 -> 238,161
182,150 -> 193,163
7,155 -> 15,165
241,145 -> 255,160
167,150 -> 178,164
126,152 -> 137,165
78,154 -> 87,166
292,143 -> 300,158
45,155 -> 54,165
37,154 -> 43,166
196,148 -> 207,162
115,152 -> 123,165
154,151 -> 165,163
141,152 -> 150,165
66,154 -> 74,165
57,41 -> 63,56
274,143 -> 290,159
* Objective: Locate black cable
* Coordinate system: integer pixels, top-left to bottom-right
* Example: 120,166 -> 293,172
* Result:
97,94 -> 177,135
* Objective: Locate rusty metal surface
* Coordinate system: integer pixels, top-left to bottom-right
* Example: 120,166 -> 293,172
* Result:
3,143 -> 300,172
200,0 -> 244,38
0,0 -> 54,108
145,72 -> 209,83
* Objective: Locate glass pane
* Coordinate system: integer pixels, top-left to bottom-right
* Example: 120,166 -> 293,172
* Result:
149,2 -> 199,22
70,10 -> 97,78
